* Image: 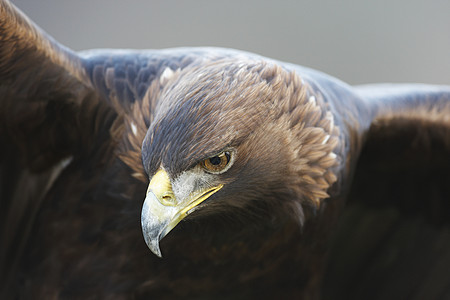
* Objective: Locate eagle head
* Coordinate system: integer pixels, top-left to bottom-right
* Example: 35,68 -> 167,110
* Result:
140,59 -> 340,256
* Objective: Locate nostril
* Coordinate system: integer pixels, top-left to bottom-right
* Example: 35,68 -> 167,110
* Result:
159,193 -> 176,206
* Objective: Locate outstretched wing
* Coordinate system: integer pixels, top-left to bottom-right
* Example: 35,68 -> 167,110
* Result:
324,85 -> 450,299
0,0 -> 104,291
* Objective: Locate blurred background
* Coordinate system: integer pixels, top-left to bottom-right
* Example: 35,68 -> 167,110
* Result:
12,0 -> 450,85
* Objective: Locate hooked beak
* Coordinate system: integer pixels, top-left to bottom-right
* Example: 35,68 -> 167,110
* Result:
141,168 -> 222,257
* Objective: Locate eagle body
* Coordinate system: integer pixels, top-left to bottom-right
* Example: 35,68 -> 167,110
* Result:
1,1 -> 450,299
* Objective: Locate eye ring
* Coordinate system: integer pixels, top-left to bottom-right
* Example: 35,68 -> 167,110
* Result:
201,150 -> 234,174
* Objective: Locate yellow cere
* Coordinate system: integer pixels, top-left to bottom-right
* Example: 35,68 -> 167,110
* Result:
148,169 -> 176,206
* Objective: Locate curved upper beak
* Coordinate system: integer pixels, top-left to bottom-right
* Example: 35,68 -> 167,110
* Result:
141,168 -> 222,257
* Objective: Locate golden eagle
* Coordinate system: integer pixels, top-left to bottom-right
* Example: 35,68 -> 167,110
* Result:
1,1 -> 449,299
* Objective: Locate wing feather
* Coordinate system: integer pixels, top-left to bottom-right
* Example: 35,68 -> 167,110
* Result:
323,84 -> 450,299
0,1 -> 97,292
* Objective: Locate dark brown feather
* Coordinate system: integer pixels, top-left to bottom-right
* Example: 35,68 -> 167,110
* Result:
0,1 -> 110,295
323,85 -> 450,299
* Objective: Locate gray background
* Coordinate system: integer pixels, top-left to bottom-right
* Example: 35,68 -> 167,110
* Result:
12,0 -> 450,85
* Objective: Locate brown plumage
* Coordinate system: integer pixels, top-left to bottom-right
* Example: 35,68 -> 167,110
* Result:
1,1 -> 450,299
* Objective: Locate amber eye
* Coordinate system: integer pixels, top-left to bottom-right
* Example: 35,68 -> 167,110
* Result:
202,151 -> 232,173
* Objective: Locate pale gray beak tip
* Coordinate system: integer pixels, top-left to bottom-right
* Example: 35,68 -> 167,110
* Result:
145,235 -> 163,258
141,192 -> 169,258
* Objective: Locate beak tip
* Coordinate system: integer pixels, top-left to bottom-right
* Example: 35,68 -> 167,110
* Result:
141,192 -> 164,257
142,226 -> 164,258
143,231 -> 163,258
149,242 -> 163,258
